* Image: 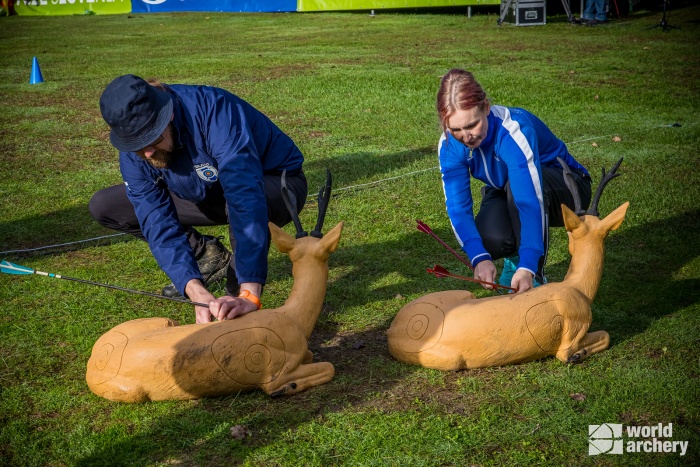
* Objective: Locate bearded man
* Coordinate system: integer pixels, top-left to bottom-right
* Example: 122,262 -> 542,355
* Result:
90,74 -> 307,323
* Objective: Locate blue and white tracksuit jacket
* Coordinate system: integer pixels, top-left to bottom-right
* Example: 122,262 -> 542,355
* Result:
119,84 -> 304,295
438,105 -> 588,275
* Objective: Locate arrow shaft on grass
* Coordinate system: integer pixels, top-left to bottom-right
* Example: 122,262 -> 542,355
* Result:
1,260 -> 209,307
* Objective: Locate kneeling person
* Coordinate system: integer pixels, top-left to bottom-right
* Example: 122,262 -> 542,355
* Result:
90,74 -> 307,323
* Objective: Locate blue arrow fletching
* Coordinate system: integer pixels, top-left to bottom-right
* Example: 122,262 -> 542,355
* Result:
0,260 -> 36,275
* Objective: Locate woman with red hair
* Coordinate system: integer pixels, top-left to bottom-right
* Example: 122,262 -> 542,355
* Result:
437,69 -> 592,293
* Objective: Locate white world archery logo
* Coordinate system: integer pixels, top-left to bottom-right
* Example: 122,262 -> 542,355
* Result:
589,423 -> 624,455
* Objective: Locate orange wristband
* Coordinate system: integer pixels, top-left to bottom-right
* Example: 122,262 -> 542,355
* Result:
239,290 -> 261,310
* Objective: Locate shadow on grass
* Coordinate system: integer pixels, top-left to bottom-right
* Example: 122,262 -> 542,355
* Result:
9,147 -> 693,464
591,208 -> 700,341
0,204 -> 136,257
536,209 -> 700,343
322,208 -> 700,345
73,207 -> 699,465
0,147 -> 435,258
302,146 -> 436,194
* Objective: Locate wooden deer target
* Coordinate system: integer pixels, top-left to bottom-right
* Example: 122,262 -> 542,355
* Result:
388,159 -> 628,370
86,171 -> 343,402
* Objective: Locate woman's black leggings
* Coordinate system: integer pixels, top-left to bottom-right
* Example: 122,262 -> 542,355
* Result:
475,166 -> 591,281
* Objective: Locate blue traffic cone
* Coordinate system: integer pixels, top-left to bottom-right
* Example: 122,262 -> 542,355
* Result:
30,57 -> 44,84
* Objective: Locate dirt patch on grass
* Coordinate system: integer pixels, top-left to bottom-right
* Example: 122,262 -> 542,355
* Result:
304,325 -> 519,417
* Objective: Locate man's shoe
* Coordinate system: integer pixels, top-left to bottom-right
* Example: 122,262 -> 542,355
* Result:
161,283 -> 180,298
196,235 -> 232,282
499,256 -> 519,291
162,236 -> 232,298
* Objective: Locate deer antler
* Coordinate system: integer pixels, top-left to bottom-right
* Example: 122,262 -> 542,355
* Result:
310,169 -> 332,239
587,158 -> 623,217
281,170 -> 308,239
557,157 -> 586,216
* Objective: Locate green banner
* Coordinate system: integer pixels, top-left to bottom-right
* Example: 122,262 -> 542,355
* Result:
298,0 -> 499,11
16,0 -> 131,16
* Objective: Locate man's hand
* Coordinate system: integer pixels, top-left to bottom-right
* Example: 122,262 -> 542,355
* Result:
208,295 -> 258,321
185,280 -> 263,323
210,282 -> 263,321
185,279 -> 217,323
474,260 -> 497,290
511,269 -> 534,294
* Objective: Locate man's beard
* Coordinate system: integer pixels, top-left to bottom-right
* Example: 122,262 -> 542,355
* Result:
146,149 -> 174,169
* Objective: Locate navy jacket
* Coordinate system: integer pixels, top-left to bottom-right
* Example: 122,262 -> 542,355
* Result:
119,84 -> 303,295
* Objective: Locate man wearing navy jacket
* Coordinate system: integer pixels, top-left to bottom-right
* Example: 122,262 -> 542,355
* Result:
90,74 -> 307,323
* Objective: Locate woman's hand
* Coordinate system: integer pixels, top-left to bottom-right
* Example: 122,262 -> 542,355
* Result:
474,260 -> 497,290
511,269 -> 534,294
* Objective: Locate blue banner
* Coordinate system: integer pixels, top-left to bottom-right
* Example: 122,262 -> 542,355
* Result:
132,0 -> 296,12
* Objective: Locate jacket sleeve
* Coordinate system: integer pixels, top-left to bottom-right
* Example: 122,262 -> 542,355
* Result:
202,95 -> 269,285
497,124 -> 545,275
120,155 -> 202,295
439,134 -> 491,267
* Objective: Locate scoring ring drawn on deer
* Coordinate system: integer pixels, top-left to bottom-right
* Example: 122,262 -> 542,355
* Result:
86,170 -> 343,402
388,158 -> 627,371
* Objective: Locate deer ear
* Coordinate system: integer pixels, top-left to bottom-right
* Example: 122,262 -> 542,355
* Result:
601,201 -> 629,232
269,222 -> 295,253
562,204 -> 582,231
319,222 -> 344,253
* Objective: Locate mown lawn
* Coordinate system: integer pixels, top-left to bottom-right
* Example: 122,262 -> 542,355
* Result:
1,5 -> 699,466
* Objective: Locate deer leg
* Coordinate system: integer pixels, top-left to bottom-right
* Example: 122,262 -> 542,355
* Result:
303,350 -> 314,364
263,361 -> 335,397
561,331 -> 610,364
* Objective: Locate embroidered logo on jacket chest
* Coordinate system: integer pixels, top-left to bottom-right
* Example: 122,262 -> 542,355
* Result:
195,163 -> 218,182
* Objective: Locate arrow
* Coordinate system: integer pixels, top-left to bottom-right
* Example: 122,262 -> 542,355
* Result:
1,260 -> 209,307
427,264 -> 516,292
416,220 -> 474,271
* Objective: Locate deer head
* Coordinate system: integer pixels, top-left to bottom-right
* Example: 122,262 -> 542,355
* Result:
269,169 -> 343,339
558,157 -> 629,300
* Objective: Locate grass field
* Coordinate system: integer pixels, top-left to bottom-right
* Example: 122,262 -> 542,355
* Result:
1,4 -> 699,466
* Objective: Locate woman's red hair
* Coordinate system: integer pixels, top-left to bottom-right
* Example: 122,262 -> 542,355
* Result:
436,69 -> 489,132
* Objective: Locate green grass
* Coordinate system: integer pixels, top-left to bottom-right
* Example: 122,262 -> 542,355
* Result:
1,5 -> 699,466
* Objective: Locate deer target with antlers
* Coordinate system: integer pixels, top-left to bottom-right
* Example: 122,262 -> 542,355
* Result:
388,159 -> 628,370
86,170 -> 343,402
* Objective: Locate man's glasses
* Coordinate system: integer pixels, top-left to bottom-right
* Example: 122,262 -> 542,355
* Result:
135,134 -> 164,155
